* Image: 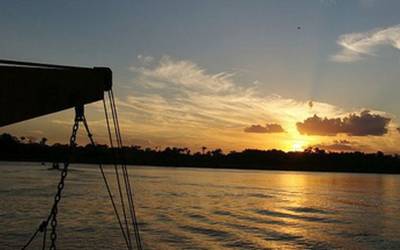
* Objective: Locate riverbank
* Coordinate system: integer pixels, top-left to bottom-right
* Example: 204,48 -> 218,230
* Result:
1,133 -> 399,174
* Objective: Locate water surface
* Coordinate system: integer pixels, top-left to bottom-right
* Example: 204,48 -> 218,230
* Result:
1,162 -> 399,249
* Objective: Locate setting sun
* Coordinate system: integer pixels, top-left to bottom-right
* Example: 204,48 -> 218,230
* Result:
291,142 -> 305,152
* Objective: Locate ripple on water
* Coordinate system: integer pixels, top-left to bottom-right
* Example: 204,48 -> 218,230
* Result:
213,210 -> 232,216
186,213 -> 210,224
155,191 -> 187,197
133,175 -> 164,180
147,227 -> 191,245
285,206 -> 334,214
225,222 -> 333,250
233,213 -> 290,226
247,193 -> 274,199
2,164 -> 400,249
179,225 -> 232,239
73,227 -> 97,233
212,208 -> 291,226
156,213 -> 173,223
224,222 -> 302,246
222,238 -> 265,250
254,208 -> 341,224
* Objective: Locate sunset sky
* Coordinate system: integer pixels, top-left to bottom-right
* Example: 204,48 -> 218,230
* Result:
1,0 -> 400,153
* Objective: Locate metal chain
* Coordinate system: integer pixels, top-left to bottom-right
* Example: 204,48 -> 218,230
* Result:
20,119 -> 79,250
48,119 -> 79,250
21,103 -> 137,250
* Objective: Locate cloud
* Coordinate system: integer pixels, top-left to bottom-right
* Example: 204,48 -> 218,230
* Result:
244,123 -> 285,133
334,139 -> 351,144
130,55 -> 235,93
297,110 -> 391,136
119,55 -> 346,149
125,56 -> 344,133
137,54 -> 154,64
107,55 -> 397,151
331,24 -> 400,62
310,140 -> 358,152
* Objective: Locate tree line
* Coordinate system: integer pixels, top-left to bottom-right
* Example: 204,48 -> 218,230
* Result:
0,133 -> 399,174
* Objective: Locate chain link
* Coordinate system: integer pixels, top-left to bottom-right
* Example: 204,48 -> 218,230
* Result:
48,120 -> 79,250
22,103 -> 137,250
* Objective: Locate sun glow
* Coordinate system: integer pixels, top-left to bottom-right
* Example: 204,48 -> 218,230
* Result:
291,141 -> 305,152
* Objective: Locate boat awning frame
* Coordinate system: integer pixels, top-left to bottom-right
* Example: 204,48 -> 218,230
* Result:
0,59 -> 112,127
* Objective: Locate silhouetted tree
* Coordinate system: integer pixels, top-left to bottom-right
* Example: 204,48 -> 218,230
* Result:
1,132 -> 399,174
40,137 -> 48,145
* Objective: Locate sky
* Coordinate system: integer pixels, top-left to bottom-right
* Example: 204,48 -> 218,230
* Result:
1,0 -> 400,153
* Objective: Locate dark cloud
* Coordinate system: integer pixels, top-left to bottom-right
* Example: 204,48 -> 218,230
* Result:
311,140 -> 357,152
333,139 -> 351,144
244,123 -> 285,133
297,111 -> 390,136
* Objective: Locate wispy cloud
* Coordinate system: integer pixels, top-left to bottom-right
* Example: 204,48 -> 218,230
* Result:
36,55 -> 398,151
119,55 -> 358,149
331,24 -> 400,62
125,56 -> 344,128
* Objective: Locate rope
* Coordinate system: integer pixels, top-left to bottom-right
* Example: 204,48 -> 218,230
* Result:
102,99 -> 133,249
21,92 -> 142,249
108,90 -> 143,249
82,116 -> 131,249
41,222 -> 47,250
21,224 -> 41,249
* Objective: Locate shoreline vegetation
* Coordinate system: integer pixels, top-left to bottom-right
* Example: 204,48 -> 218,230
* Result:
1,133 -> 399,174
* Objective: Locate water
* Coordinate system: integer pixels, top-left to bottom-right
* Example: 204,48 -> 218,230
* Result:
1,162 -> 400,249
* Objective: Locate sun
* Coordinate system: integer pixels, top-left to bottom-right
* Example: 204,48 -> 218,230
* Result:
291,142 -> 304,152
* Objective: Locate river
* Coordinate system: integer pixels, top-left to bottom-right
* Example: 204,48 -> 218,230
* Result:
1,162 -> 399,249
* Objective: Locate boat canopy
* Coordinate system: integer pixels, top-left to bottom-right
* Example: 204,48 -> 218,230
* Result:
0,59 -> 112,127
